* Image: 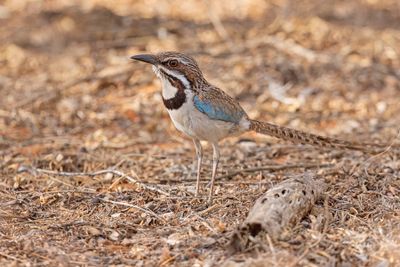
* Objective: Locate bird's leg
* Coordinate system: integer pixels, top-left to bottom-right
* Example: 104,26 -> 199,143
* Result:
208,143 -> 220,204
193,139 -> 203,197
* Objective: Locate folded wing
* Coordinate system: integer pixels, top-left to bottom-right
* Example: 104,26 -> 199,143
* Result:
193,87 -> 247,124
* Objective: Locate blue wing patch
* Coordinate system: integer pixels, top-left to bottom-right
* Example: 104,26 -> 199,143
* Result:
193,95 -> 244,123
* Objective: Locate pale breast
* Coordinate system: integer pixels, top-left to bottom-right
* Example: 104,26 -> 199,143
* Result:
167,101 -> 194,137
167,98 -> 246,142
161,84 -> 249,142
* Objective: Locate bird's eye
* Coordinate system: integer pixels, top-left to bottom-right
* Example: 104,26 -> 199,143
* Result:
168,59 -> 178,67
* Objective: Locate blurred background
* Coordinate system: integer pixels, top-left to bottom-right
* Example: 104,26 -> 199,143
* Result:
1,0 -> 400,266
1,0 -> 399,148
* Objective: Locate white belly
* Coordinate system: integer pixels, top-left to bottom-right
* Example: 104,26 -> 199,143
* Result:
167,96 -> 249,142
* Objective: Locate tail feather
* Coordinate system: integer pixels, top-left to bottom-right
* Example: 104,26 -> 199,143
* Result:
249,119 -> 373,152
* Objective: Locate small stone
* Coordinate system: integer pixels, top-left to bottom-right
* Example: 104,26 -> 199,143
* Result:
166,233 -> 182,246
104,172 -> 113,182
111,212 -> 121,218
56,154 -> 64,162
109,230 -> 120,241
86,226 -> 101,236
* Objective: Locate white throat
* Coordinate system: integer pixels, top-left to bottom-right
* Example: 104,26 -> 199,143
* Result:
161,78 -> 178,99
153,65 -> 190,100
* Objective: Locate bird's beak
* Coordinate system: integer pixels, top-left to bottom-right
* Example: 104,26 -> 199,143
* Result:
130,54 -> 158,65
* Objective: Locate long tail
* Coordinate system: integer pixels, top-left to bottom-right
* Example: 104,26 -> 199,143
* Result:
249,119 -> 374,152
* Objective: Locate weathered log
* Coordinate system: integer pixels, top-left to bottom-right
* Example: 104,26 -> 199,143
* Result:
229,174 -> 326,252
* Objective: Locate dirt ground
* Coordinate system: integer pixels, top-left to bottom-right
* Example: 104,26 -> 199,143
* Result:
1,0 -> 400,266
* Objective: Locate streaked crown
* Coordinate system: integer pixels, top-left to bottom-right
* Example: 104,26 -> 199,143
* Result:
131,51 -> 206,89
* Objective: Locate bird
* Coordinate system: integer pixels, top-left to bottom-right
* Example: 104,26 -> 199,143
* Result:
130,51 -> 374,203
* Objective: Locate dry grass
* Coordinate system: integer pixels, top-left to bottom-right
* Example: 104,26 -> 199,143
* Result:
1,0 -> 400,266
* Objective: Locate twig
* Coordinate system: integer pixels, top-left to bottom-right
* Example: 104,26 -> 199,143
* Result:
362,128 -> 400,176
18,166 -> 170,196
198,203 -> 220,216
46,175 -> 75,188
266,234 -> 277,267
0,251 -> 24,262
101,198 -> 166,222
346,128 -> 400,184
159,254 -> 178,266
288,247 -> 310,267
216,163 -> 333,181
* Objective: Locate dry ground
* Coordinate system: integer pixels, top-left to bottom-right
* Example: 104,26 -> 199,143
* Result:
1,0 -> 400,266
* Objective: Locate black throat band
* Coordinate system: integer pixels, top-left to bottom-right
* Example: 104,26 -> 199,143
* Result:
160,70 -> 187,110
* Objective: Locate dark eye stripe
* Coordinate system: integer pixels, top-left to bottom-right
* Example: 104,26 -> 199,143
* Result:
160,69 -> 179,82
160,69 -> 193,88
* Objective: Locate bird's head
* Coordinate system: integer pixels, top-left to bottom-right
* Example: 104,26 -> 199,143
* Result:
130,51 -> 205,89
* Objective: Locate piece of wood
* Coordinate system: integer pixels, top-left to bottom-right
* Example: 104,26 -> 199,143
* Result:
229,174 -> 326,252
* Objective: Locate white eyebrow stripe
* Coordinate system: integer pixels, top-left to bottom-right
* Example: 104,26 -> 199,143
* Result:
158,65 -> 191,89
163,57 -> 191,65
